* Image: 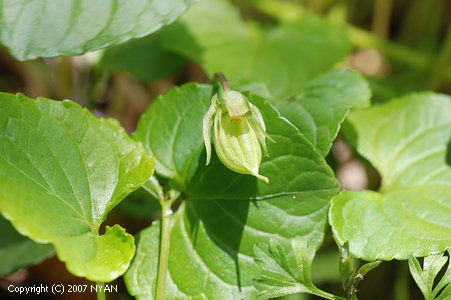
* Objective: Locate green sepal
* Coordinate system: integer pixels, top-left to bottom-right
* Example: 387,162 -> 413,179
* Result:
203,94 -> 219,165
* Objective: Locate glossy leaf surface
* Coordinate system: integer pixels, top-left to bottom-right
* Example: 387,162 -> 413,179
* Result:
0,93 -> 155,281
127,83 -> 339,298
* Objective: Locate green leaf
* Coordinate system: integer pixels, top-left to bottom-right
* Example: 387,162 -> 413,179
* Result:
0,214 -> 54,276
0,0 -> 195,60
0,93 -> 155,282
160,0 -> 351,101
330,92 -> 451,260
124,214 -> 181,300
356,261 -> 381,278
133,83 -> 215,187
434,251 -> 451,299
436,284 -> 451,300
100,31 -> 187,82
278,69 -> 371,156
409,252 -> 450,300
338,244 -> 380,298
253,237 -> 340,299
127,84 -> 339,298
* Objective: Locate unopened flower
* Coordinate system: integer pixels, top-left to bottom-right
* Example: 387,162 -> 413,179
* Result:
203,74 -> 274,183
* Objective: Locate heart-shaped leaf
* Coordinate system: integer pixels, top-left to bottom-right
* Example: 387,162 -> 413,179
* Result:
278,69 -> 371,156
0,0 -> 195,60
0,93 -> 154,282
160,0 -> 351,101
330,92 -> 451,260
0,214 -> 54,276
126,83 -> 338,298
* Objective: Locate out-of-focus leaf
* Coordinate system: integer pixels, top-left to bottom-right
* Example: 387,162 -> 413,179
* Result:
100,32 -> 186,82
0,0 -> 195,60
0,215 -> 54,276
160,0 -> 351,101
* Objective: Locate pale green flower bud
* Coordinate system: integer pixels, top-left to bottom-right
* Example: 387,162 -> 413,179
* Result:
202,77 -> 274,184
214,110 -> 268,183
222,90 -> 250,119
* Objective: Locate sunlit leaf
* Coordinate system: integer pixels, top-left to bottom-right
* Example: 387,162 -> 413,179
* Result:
126,83 -> 339,298
0,93 -> 155,281
330,93 -> 451,260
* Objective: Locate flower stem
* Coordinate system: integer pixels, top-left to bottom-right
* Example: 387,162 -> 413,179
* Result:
96,282 -> 106,300
214,72 -> 231,91
371,0 -> 393,39
155,190 -> 180,300
429,24 -> 451,90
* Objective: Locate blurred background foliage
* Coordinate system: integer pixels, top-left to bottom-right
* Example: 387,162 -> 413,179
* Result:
0,0 -> 450,299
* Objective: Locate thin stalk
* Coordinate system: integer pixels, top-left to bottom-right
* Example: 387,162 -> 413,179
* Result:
214,72 -> 231,91
156,203 -> 171,300
371,0 -> 393,39
141,175 -> 164,200
393,262 -> 409,300
56,56 -> 73,100
429,24 -> 451,90
96,282 -> 106,300
155,190 -> 180,300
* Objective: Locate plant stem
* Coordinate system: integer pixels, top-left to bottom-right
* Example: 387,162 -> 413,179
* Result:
371,0 -> 393,39
156,202 -> 171,300
429,24 -> 451,90
155,190 -> 180,300
56,56 -> 74,100
96,282 -> 106,300
214,72 -> 231,91
393,262 -> 409,300
141,176 -> 164,200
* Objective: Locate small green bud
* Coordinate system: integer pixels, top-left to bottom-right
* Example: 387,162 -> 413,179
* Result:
202,81 -> 274,183
222,90 -> 250,119
215,110 -> 268,183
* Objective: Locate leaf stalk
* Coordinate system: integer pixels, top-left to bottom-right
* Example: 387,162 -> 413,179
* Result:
155,188 -> 180,300
214,72 -> 231,91
96,282 -> 106,300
